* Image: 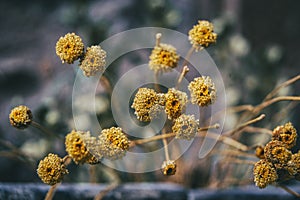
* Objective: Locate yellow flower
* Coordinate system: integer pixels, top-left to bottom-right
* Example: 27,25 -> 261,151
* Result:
55,33 -> 84,64
172,114 -> 199,140
131,88 -> 159,122
264,140 -> 292,169
272,122 -> 297,149
79,45 -> 107,77
165,88 -> 188,120
149,43 -> 179,73
188,20 -> 217,50
65,130 -> 100,165
98,127 -> 130,160
9,105 -> 33,129
161,160 -> 176,176
188,76 -> 216,107
37,153 -> 68,185
253,159 -> 277,189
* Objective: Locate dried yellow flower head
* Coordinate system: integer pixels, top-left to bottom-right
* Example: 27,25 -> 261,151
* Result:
264,140 -> 292,169
149,43 -> 179,73
56,33 -> 84,64
272,122 -> 297,149
98,127 -> 130,160
37,153 -> 68,185
172,114 -> 199,140
188,20 -> 217,50
161,160 -> 177,176
165,88 -> 188,120
79,45 -> 107,77
286,151 -> 300,176
131,88 -> 159,122
255,146 -> 265,159
9,105 -> 33,129
65,130 -> 100,165
188,76 -> 216,107
253,159 -> 277,189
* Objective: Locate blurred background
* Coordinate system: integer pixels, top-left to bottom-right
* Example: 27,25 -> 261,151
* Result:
0,0 -> 299,188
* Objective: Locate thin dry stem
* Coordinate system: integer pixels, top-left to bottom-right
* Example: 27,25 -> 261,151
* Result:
155,33 -> 162,47
89,165 -> 97,183
176,65 -> 189,89
44,183 -> 61,200
94,183 -> 118,200
264,74 -> 300,101
275,183 -> 300,198
242,126 -> 273,135
130,124 -> 219,147
181,46 -> 195,69
30,121 -> 58,138
161,128 -> 170,161
225,114 -> 266,136
252,96 -> 300,114
211,149 -> 257,159
130,123 -> 248,151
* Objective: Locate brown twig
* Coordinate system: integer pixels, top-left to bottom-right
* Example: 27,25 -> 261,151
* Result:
275,183 -> 300,198
94,183 -> 118,200
264,74 -> 300,101
225,114 -> 266,136
176,65 -> 189,89
44,183 -> 61,200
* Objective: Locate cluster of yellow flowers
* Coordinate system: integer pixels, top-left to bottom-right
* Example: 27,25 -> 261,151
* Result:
133,20 -> 217,175
9,19 -> 218,184
56,33 -> 106,77
254,122 -> 299,188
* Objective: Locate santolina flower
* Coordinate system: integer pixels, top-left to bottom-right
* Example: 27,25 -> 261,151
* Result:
172,114 -> 199,140
287,151 -> 300,176
65,130 -> 100,165
56,33 -> 84,64
37,153 -> 68,185
149,40 -> 179,73
264,140 -> 292,169
79,45 -> 106,77
188,20 -> 217,50
98,127 -> 130,160
188,76 -> 216,107
165,88 -> 188,120
161,160 -> 177,176
9,105 -> 33,129
131,88 -> 159,122
272,122 -> 297,149
253,159 -> 277,189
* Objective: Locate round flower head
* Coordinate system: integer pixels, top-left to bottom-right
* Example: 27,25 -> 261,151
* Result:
253,159 -> 277,189
65,130 -> 100,165
285,151 -> 300,176
9,105 -> 33,129
188,76 -> 216,107
79,45 -> 106,77
149,34 -> 179,73
131,88 -> 159,122
165,88 -> 188,120
56,33 -> 84,64
37,153 -> 68,185
272,122 -> 297,149
172,114 -> 199,140
264,140 -> 292,169
188,20 -> 217,51
98,127 -> 130,160
161,160 -> 176,176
